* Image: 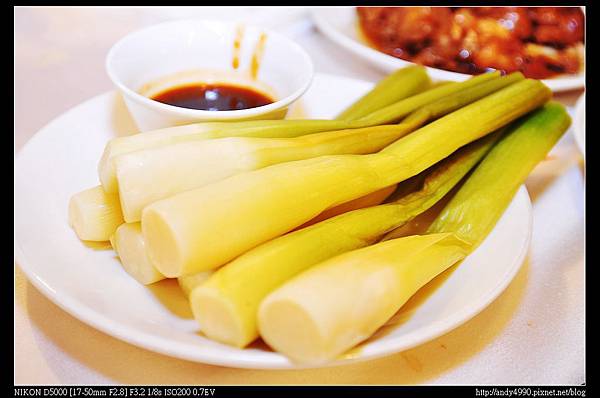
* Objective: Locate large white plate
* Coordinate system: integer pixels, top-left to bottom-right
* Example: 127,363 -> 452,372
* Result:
14,73 -> 532,369
573,93 -> 585,157
312,7 -> 585,93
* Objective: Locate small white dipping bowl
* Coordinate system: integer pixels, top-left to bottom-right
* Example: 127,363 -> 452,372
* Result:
106,19 -> 314,131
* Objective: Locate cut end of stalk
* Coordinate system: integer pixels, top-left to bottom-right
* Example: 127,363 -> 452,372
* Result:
191,286 -> 251,348
114,223 -> 165,285
68,185 -> 124,241
142,207 -> 185,278
258,298 -> 327,365
257,233 -> 468,364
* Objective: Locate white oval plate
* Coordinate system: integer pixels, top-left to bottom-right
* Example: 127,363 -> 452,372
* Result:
573,93 -> 585,157
14,73 -> 532,369
312,7 -> 585,93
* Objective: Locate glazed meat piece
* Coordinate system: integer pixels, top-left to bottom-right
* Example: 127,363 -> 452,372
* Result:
357,7 -> 468,72
356,6 -> 584,79
453,7 -> 530,73
528,7 -> 585,47
467,7 -> 533,39
356,7 -> 456,56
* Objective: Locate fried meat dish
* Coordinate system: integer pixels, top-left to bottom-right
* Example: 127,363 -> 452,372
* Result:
357,7 -> 584,79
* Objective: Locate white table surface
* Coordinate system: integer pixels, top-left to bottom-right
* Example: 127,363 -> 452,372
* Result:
14,6 -> 585,385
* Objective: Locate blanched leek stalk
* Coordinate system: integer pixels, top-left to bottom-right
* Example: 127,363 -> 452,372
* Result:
112,223 -> 213,289
68,185 -> 124,241
143,77 -> 549,277
99,71 -> 499,193
117,124 -> 419,222
100,120 -> 358,193
256,102 -> 570,364
112,223 -> 165,285
335,66 -> 430,120
298,184 -> 397,229
258,233 -> 469,364
178,272 -> 214,298
107,69 -> 497,224
190,133 -> 498,347
117,73 -> 516,222
427,101 -> 571,248
357,73 -> 495,126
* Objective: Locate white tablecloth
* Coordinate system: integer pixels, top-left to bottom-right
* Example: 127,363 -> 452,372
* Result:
14,7 -> 585,385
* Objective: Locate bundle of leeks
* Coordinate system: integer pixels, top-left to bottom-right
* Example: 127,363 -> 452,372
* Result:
190,131 -> 502,347
256,102 -> 570,364
69,67 -> 514,282
70,66 -> 435,277
142,76 -> 548,277
70,65 -> 435,238
67,65 -> 570,364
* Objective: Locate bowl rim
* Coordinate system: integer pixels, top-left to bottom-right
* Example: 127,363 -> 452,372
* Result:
105,18 -> 314,119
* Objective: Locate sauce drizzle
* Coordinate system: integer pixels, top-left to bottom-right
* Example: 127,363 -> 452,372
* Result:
250,32 -> 268,80
232,24 -> 244,70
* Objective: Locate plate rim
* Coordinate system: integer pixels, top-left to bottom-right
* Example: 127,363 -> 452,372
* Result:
311,7 -> 585,92
573,93 -> 585,157
15,74 -> 532,369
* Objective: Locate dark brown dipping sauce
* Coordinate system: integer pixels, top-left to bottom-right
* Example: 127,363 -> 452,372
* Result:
151,83 -> 274,111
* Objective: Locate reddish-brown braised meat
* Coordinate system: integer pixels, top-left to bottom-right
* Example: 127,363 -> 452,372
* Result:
356,7 -> 584,79
528,7 -> 584,47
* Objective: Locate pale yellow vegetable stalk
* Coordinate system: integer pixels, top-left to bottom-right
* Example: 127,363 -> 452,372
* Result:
258,233 -> 469,364
355,71 -> 500,125
68,185 -> 124,241
190,132 -> 497,347
427,101 -> 572,248
112,223 -> 213,289
99,119 -> 357,193
98,71 -> 499,193
118,74 -> 503,222
143,77 -> 548,277
116,123 -> 420,222
178,272 -> 214,298
112,223 -> 165,285
335,66 -> 430,120
257,102 -> 571,364
297,184 -> 397,229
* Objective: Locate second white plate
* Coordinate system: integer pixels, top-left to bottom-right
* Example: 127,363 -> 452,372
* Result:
14,73 -> 531,369
312,7 -> 585,92
573,93 -> 585,157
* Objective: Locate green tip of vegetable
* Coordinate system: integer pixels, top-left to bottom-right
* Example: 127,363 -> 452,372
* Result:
428,101 -> 571,249
336,66 -> 431,121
